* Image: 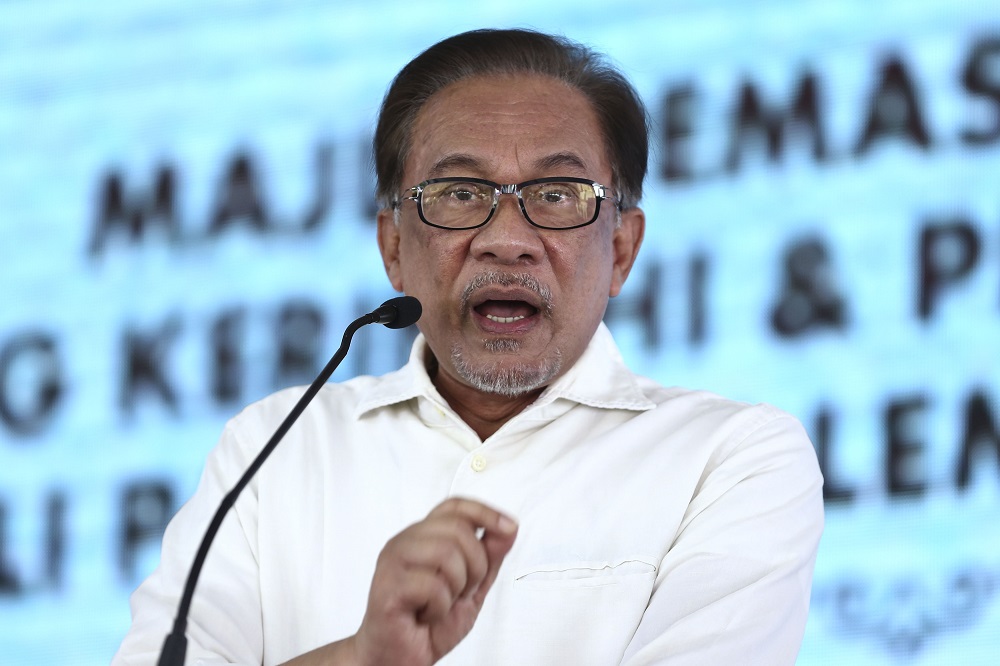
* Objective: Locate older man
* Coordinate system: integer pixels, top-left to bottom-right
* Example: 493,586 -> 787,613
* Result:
114,29 -> 823,665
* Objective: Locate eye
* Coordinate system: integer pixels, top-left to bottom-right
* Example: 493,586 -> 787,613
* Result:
530,183 -> 583,205
448,187 -> 477,202
438,182 -> 490,203
422,181 -> 492,210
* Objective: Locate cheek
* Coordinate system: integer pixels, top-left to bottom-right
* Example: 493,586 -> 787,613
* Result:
399,232 -> 468,296
555,238 -> 615,298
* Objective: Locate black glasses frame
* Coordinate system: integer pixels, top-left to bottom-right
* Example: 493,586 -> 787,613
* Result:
393,176 -> 619,230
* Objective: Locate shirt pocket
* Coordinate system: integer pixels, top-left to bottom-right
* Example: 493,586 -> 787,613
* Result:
504,558 -> 657,664
513,558 -> 657,589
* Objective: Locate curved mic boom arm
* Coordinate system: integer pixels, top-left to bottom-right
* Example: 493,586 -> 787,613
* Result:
157,296 -> 421,666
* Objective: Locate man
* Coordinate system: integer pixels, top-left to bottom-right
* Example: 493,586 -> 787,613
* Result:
114,29 -> 823,665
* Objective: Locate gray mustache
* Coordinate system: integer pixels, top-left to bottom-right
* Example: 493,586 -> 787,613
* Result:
460,271 -> 554,316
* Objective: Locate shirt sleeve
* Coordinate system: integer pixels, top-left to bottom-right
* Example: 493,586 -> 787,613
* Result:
111,421 -> 265,666
619,408 -> 825,665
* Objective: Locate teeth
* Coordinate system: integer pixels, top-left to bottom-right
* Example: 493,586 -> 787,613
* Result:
485,314 -> 526,323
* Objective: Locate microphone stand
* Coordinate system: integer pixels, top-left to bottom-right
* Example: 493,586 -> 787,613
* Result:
157,297 -> 420,666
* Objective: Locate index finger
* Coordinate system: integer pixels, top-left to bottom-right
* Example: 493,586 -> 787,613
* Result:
428,497 -> 518,536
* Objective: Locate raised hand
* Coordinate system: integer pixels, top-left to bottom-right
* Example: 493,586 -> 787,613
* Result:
352,497 -> 518,665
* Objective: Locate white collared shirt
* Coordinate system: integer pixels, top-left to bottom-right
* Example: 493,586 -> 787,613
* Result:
113,323 -> 824,665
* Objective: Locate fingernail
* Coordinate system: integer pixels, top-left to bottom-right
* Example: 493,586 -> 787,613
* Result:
497,514 -> 518,534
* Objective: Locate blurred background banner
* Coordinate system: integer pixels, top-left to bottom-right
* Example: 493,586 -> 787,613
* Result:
2,1 -> 999,663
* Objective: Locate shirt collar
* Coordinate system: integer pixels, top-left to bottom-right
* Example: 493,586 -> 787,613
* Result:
539,322 -> 656,411
353,321 -> 655,418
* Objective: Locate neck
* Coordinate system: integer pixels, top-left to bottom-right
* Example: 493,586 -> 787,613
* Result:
428,356 -> 543,441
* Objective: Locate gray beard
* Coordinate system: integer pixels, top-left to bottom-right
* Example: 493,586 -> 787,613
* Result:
450,339 -> 562,397
452,270 -> 560,396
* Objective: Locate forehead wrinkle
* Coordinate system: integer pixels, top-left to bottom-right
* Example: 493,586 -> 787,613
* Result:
407,74 -> 610,187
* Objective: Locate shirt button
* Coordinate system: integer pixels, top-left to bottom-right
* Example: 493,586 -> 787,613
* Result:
470,454 -> 487,472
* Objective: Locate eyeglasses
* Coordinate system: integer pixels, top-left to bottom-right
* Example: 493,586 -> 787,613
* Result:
393,176 -> 619,230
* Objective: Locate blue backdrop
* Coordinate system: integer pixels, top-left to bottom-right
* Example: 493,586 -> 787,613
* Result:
2,1 -> 999,663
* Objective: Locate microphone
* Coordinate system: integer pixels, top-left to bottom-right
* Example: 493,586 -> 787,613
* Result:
372,295 -> 423,329
157,296 -> 421,666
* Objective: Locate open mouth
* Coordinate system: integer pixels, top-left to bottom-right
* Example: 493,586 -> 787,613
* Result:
474,299 -> 539,324
461,272 -> 553,334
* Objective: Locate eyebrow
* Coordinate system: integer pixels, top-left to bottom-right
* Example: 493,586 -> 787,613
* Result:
532,151 -> 589,174
426,151 -> 591,180
428,154 -> 489,178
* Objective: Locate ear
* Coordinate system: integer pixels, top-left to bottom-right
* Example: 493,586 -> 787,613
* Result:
377,208 -> 404,292
609,207 -> 645,298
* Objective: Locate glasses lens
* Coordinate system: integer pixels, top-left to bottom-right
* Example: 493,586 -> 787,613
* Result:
421,180 -> 495,228
521,181 -> 597,228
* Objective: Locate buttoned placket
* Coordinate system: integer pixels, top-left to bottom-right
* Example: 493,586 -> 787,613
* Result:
412,390 -> 583,506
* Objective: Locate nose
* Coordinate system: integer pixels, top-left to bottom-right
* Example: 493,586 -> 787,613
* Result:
469,192 -> 545,265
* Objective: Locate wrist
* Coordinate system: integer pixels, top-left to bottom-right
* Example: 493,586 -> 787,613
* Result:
279,634 -> 362,666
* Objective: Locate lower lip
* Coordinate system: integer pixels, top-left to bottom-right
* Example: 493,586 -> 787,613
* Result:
472,310 -> 539,335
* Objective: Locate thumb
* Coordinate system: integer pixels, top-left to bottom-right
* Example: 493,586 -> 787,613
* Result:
471,514 -> 518,606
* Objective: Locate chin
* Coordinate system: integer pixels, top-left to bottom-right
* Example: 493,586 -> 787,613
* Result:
450,342 -> 562,396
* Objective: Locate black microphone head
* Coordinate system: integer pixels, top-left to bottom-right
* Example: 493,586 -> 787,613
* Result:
378,296 -> 422,329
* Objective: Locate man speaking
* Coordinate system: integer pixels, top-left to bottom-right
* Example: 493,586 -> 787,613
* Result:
113,28 -> 824,665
